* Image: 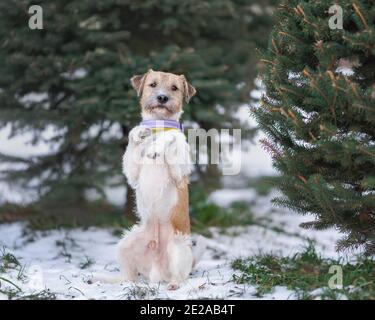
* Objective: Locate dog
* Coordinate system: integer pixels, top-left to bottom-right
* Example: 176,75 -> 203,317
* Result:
117,69 -> 201,290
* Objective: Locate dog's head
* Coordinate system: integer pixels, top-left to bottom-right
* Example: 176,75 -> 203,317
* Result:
131,69 -> 196,120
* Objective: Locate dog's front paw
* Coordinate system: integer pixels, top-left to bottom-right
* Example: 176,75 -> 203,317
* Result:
145,141 -> 164,160
145,136 -> 176,160
146,150 -> 161,160
130,126 -> 152,145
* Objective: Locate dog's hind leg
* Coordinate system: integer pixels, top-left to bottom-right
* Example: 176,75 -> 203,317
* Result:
116,225 -> 145,282
166,233 -> 193,290
90,230 -> 140,284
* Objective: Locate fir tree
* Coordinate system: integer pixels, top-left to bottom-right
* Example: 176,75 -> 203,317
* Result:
0,1 -> 275,221
253,0 -> 375,253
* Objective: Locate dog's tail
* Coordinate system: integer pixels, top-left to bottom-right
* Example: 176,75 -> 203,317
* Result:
191,235 -> 206,269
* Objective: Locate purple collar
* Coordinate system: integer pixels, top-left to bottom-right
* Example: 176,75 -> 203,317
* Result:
139,120 -> 184,132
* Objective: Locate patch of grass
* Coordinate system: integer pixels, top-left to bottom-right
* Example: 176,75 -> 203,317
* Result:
0,247 -> 26,282
0,200 -> 132,231
55,233 -> 85,263
16,289 -> 56,300
247,176 -> 275,196
112,227 -> 125,238
0,283 -> 56,300
193,201 -> 253,230
0,247 -> 21,273
0,248 -> 56,300
232,242 -> 375,300
117,283 -> 159,300
190,185 -> 254,236
79,256 -> 94,270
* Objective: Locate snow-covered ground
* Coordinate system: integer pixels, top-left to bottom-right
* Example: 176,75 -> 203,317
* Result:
0,191 -> 356,300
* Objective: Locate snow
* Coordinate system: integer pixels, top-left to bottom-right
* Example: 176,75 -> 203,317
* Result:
208,188 -> 257,207
0,123 -> 62,158
0,191 -> 357,300
262,286 -> 295,300
18,92 -> 49,108
0,123 -> 67,204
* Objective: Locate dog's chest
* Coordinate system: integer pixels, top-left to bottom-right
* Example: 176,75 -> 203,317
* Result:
141,131 -> 177,160
138,131 -> 177,184
136,132 -> 179,215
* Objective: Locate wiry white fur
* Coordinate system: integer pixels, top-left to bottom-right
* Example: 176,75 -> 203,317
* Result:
167,232 -> 194,287
92,70 -> 202,288
123,127 -> 192,222
105,126 -> 197,288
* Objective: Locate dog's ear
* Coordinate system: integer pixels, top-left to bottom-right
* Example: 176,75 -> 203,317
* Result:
180,75 -> 196,103
131,69 -> 153,96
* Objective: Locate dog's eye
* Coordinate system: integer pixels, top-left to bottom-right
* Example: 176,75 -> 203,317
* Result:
171,85 -> 178,91
150,82 -> 157,88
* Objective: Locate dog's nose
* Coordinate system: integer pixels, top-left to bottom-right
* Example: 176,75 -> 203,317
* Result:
157,95 -> 169,104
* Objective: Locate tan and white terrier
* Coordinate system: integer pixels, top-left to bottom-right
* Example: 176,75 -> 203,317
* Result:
117,69 -> 201,290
